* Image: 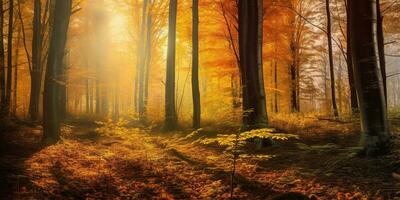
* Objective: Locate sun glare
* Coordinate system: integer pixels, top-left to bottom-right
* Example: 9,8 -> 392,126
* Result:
109,13 -> 129,43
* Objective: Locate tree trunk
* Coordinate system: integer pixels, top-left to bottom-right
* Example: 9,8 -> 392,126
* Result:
137,0 -> 148,121
274,61 -> 278,113
345,1 -> 358,114
289,39 -> 299,113
85,59 -> 90,114
192,0 -> 201,129
43,0 -> 72,144
164,0 -> 178,131
0,0 -> 5,115
349,0 -> 391,156
325,0 -> 339,118
238,0 -> 268,131
29,0 -> 42,121
5,0 -> 14,116
376,0 -> 387,104
13,26 -> 20,116
144,12 -> 152,116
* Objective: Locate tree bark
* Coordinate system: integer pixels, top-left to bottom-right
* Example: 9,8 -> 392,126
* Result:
164,0 -> 178,131
137,0 -> 148,121
43,0 -> 72,144
13,26 -> 21,116
290,40 -> 299,113
376,0 -> 387,104
325,0 -> 339,118
0,0 -> 6,115
349,0 -> 391,156
143,12 -> 152,117
192,0 -> 201,129
29,0 -> 42,121
345,3 -> 358,114
5,0 -> 14,116
238,0 -> 268,131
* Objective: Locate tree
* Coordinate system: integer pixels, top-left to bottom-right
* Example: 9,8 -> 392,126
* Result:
0,0 -> 5,115
136,0 -> 149,121
192,0 -> 201,129
42,0 -> 72,144
164,0 -> 178,131
376,0 -> 387,103
345,0 -> 358,114
5,0 -> 14,116
13,27 -> 21,116
238,0 -> 268,131
288,0 -> 306,113
143,3 -> 153,118
349,0 -> 391,155
325,0 -> 339,118
29,0 -> 43,121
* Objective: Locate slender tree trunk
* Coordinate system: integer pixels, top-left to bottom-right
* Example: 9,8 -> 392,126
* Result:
289,39 -> 299,113
346,3 -> 358,114
337,54 -> 343,113
85,59 -> 90,114
13,26 -> 20,116
164,0 -> 178,131
192,0 -> 201,129
5,0 -> 14,115
143,12 -> 152,115
273,38 -> 278,113
238,0 -> 268,131
274,60 -> 278,113
95,79 -> 100,114
325,0 -> 339,118
349,0 -> 391,156
29,0 -> 42,121
43,0 -> 72,144
137,0 -> 148,121
0,0 -> 5,115
376,0 -> 387,103
113,84 -> 119,120
257,0 -> 267,117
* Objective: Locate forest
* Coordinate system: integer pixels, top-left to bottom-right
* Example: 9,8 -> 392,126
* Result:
0,0 -> 399,199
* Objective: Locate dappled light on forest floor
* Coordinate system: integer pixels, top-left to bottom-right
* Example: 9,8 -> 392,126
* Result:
1,118 -> 399,199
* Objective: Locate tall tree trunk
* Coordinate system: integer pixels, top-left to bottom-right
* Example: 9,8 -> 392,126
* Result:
274,60 -> 278,113
29,0 -> 42,121
238,0 -> 268,131
137,0 -> 148,121
164,0 -> 178,131
43,0 -> 72,144
325,0 -> 339,118
376,0 -> 387,103
192,0 -> 201,129
289,39 -> 299,113
85,59 -> 90,114
273,39 -> 278,113
0,0 -> 5,115
113,84 -> 119,120
143,12 -> 152,116
95,78 -> 100,114
346,3 -> 358,114
5,0 -> 14,116
257,0 -> 267,117
13,26 -> 20,116
349,0 -> 391,156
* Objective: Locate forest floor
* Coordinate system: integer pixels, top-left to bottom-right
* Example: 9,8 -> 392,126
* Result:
1,116 -> 400,199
